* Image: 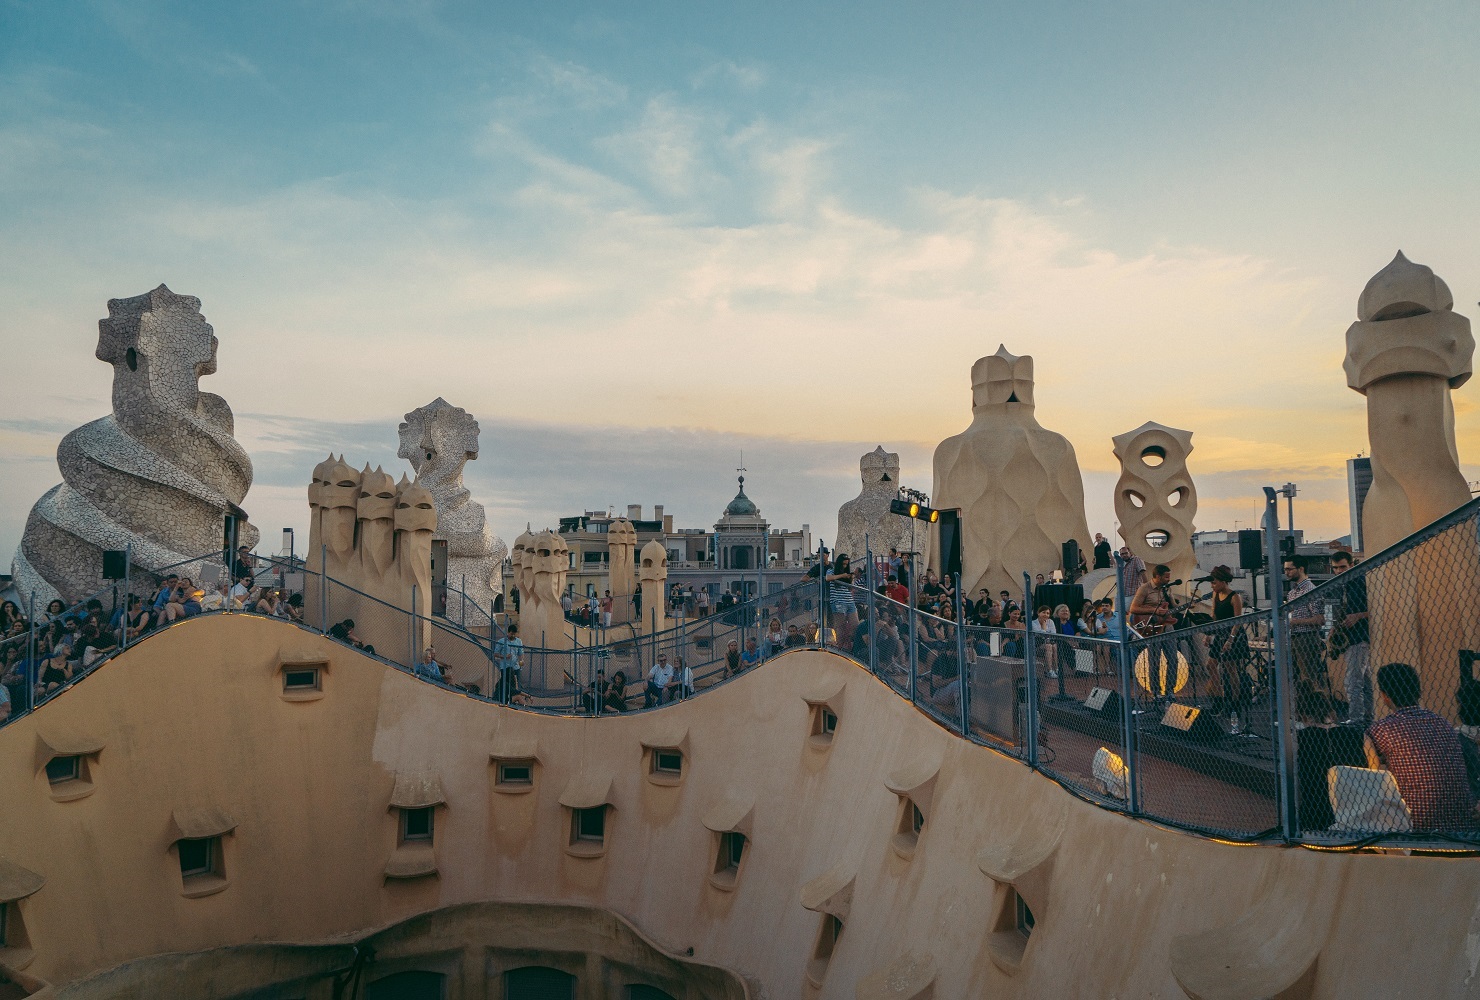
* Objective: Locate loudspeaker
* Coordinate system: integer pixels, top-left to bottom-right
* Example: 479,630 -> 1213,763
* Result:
102,550 -> 128,581
1237,529 -> 1263,570
1084,687 -> 1121,716
1160,702 -> 1221,742
937,510 -> 962,579
1061,539 -> 1081,578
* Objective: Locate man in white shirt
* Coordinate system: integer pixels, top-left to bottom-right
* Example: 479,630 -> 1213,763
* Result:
645,653 -> 676,707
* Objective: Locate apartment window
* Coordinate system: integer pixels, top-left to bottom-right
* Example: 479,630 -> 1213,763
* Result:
1015,891 -> 1035,938
178,837 -> 220,880
572,806 -> 605,845
283,667 -> 321,692
715,831 -> 746,876
45,755 -> 81,785
497,760 -> 534,787
400,807 -> 434,844
652,749 -> 683,777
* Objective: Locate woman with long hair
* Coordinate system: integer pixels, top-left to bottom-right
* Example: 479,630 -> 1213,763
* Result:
825,553 -> 859,649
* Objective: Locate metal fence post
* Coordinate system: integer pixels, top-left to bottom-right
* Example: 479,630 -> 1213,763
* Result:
409,584 -> 418,667
1264,487 -> 1299,842
1113,553 -> 1139,814
907,584 -> 919,704
818,545 -> 828,647
866,540 -> 880,676
955,572 -> 969,735
319,545 -> 328,634
1023,572 -> 1039,768
121,543 -> 132,651
27,592 -> 37,715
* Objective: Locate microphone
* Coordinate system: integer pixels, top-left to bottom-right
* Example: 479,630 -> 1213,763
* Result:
1168,579 -> 1183,587
1191,575 -> 1214,583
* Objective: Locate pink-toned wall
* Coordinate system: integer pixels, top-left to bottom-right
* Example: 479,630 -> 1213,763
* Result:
1,614 -> 1478,998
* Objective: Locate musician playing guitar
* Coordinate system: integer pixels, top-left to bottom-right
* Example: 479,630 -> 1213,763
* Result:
1130,564 -> 1179,635
1130,563 -> 1180,699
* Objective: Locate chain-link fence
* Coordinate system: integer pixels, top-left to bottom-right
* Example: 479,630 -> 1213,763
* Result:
9,494 -> 1480,849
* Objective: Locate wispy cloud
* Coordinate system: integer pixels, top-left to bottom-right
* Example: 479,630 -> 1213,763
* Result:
0,42 -> 1454,564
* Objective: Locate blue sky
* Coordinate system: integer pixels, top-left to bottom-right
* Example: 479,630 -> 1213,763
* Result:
2,0 -> 1478,557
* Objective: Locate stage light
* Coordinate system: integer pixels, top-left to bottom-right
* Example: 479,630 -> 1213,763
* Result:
909,502 -> 921,519
1134,647 -> 1189,696
928,508 -> 939,523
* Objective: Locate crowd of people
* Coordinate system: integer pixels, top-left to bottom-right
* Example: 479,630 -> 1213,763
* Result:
0,548 -> 303,720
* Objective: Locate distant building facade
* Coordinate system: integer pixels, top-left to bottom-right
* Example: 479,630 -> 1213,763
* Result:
502,478 -> 814,606
1347,456 -> 1373,554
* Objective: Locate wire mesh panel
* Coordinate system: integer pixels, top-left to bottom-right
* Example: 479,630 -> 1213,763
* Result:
1032,627 -> 1128,803
962,626 -> 1027,758
912,609 -> 963,736
1287,509 -> 1480,845
1125,611 -> 1281,839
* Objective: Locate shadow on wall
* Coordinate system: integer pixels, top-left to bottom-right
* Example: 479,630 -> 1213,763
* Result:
41,900 -> 749,1000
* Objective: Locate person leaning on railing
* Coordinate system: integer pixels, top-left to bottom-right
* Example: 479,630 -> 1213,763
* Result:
1364,662 -> 1480,832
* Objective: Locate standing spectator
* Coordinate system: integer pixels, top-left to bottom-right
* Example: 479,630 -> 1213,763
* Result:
600,590 -> 613,627
560,590 -> 573,620
1364,662 -> 1479,831
826,554 -> 859,648
232,545 -> 256,587
1093,533 -> 1113,570
492,625 -> 523,701
697,588 -> 710,618
1329,550 -> 1372,725
1118,547 -> 1147,599
1283,555 -> 1334,722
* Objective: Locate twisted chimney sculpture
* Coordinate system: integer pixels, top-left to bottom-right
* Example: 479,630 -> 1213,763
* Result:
12,285 -> 257,604
397,397 -> 507,620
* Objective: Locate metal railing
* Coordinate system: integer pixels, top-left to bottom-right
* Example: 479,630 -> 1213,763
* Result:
6,492 -> 1480,852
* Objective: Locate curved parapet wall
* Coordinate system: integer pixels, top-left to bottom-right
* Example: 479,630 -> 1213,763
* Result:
12,285 -> 257,604
1,615 -> 1478,998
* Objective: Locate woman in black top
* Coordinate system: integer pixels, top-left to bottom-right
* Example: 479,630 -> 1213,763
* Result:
1206,565 -> 1247,710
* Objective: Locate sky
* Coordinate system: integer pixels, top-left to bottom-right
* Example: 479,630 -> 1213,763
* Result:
2,0 -> 1479,563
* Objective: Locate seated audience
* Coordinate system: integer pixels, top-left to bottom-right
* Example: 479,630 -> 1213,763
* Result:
1364,662 -> 1479,831
740,637 -> 762,671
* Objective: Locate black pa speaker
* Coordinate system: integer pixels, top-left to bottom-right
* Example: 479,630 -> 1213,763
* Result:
1237,529 -> 1263,571
1061,539 -> 1081,578
937,510 -> 962,579
1160,702 -> 1222,742
102,550 -> 128,581
1084,686 -> 1121,716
